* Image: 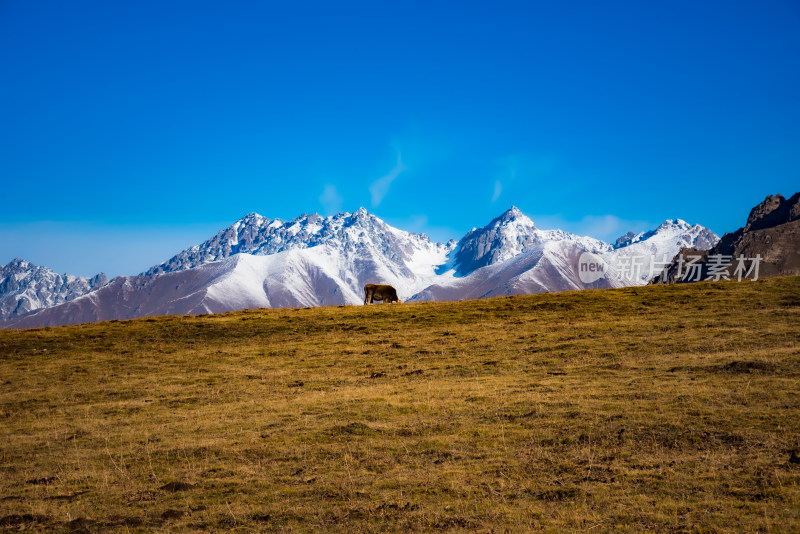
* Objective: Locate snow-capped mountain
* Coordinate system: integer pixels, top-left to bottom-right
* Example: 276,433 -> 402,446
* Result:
411,210 -> 719,301
449,207 -> 542,275
612,220 -> 718,251
601,219 -> 719,285
144,208 -> 453,299
0,259 -> 108,321
3,210 -> 453,328
144,208 -> 451,279
2,207 -> 719,329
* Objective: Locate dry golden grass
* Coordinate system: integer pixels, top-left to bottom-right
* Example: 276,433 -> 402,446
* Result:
1,276 -> 799,532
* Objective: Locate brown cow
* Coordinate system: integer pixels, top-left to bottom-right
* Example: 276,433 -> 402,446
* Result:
363,284 -> 402,304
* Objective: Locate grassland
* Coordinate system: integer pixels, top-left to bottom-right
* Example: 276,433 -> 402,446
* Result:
1,276 -> 799,532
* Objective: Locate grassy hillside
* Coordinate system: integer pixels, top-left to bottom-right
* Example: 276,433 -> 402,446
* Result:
1,276 -> 799,532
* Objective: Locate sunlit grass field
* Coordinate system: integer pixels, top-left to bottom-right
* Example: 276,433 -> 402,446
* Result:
1,276 -> 799,532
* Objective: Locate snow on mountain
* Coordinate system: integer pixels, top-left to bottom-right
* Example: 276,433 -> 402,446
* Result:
449,207 -> 540,275
0,259 -> 108,321
145,208 -> 451,280
3,210 -> 453,328
602,219 -> 720,285
652,192 -> 800,284
612,219 -> 717,251
447,207 -> 609,276
414,241 -> 601,302
1,207 -> 719,329
411,212 -> 719,302
145,207 -> 455,304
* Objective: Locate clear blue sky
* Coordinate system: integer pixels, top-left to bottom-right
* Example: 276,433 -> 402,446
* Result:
1,1 -> 798,277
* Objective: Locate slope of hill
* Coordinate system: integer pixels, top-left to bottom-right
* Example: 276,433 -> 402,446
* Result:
1,276 -> 798,532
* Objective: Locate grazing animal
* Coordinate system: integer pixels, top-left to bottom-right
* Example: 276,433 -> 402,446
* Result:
363,284 -> 402,304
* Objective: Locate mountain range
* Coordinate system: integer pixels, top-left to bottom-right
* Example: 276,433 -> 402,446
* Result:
1,207 -> 719,328
0,259 -> 108,322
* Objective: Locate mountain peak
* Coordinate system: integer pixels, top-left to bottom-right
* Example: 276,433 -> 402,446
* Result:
6,258 -> 29,270
656,218 -> 690,230
612,219 -> 718,251
612,231 -> 637,249
0,259 -> 108,322
237,212 -> 268,228
745,192 -> 800,232
496,206 -> 534,226
345,207 -> 377,227
143,206 -> 450,279
451,207 -> 539,275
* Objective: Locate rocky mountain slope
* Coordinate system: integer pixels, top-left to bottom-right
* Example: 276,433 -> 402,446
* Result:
141,207 -> 454,300
144,209 -> 453,279
0,259 -> 108,321
446,207 -> 608,276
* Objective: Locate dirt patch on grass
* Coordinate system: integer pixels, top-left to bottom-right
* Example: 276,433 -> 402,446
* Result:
26,476 -> 56,485
535,486 -> 582,501
65,517 -> 96,533
159,481 -> 196,492
331,422 -> 379,435
46,490 -> 88,501
669,360 -> 778,374
0,514 -> 51,527
160,509 -> 187,520
718,360 -> 777,373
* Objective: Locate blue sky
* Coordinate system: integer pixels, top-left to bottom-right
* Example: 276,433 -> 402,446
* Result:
1,1 -> 798,277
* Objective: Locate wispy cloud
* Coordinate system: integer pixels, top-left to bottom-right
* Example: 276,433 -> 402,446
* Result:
383,214 -> 459,244
491,180 -> 503,203
529,213 -> 654,243
370,154 -> 406,208
492,152 -> 558,204
576,215 -> 633,240
318,184 -> 343,215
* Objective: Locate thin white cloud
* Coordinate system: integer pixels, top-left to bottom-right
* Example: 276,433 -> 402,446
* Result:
370,154 -> 406,208
491,180 -> 503,203
529,213 -> 654,243
490,153 -> 559,205
318,184 -> 343,215
578,214 -> 629,239
497,153 -> 558,178
383,214 -> 459,244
